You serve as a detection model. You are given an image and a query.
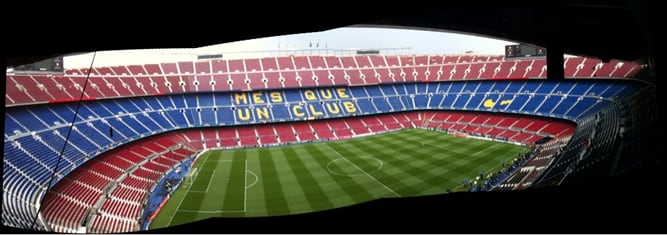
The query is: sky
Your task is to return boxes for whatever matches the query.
[63,26,517,68]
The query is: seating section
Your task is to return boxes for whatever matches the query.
[493,138,569,191]
[6,55,642,106]
[2,79,642,232]
[4,48,651,235]
[179,112,428,148]
[494,85,656,190]
[40,134,196,233]
[421,111,575,143]
[40,108,577,233]
[535,86,654,186]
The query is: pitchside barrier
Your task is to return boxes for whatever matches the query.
[141,157,195,230]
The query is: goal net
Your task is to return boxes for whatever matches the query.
[184,167,198,187]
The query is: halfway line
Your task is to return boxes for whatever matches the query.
[323,143,401,197]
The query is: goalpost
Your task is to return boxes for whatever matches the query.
[184,167,198,187]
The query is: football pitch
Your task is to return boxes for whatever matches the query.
[149,128,528,229]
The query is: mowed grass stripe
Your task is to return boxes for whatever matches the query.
[164,152,215,226]
[149,128,531,230]
[256,147,291,215]
[353,133,463,192]
[289,146,358,208]
[448,143,523,176]
[461,143,526,174]
[279,147,335,211]
[368,134,464,183]
[220,150,246,212]
[369,131,522,193]
[419,138,525,188]
[150,181,192,228]
[340,130,460,191]
[180,155,218,212]
[302,144,377,203]
[332,139,421,196]
[242,149,268,217]
[396,131,490,165]
[198,158,233,212]
[401,129,486,150]
[341,135,452,195]
[187,151,219,192]
[323,142,401,198]
[268,148,312,214]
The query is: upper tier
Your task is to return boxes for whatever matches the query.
[5,54,642,107]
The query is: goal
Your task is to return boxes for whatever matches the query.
[183,167,198,187]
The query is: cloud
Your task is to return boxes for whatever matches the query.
[63,27,515,68]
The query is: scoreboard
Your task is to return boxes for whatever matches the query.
[505,44,546,58]
[13,56,64,73]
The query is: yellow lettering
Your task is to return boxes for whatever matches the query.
[319,89,333,99]
[483,99,496,108]
[292,105,305,117]
[256,107,269,120]
[270,92,283,103]
[237,108,251,120]
[343,101,356,113]
[337,88,350,98]
[304,90,317,101]
[309,104,323,116]
[234,93,248,105]
[325,103,340,114]
[253,92,265,104]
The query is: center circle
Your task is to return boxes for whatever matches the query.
[326,157,383,177]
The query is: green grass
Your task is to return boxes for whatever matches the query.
[149,128,528,229]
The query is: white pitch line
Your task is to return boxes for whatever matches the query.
[323,144,401,197]
[375,157,384,171]
[422,141,471,156]
[167,194,187,226]
[471,144,501,156]
[178,209,245,213]
[326,157,383,177]
[167,154,211,226]
[167,166,203,226]
[178,209,222,213]
[246,170,258,189]
[205,170,216,192]
[243,159,248,212]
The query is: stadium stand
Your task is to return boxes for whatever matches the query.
[3,53,650,232]
[5,55,641,107]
